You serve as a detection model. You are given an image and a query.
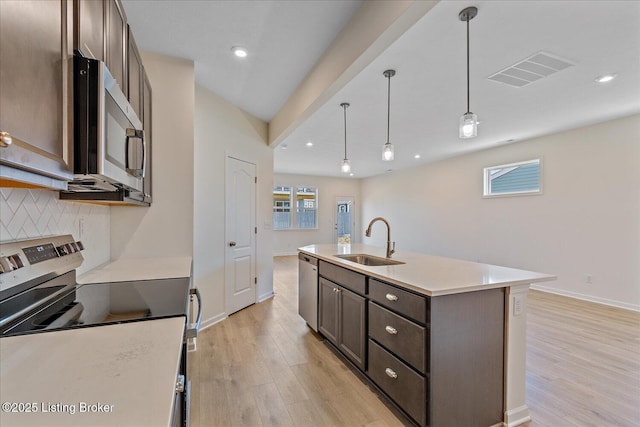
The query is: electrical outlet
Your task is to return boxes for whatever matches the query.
[78,217,85,240]
[586,274,593,284]
[513,295,523,316]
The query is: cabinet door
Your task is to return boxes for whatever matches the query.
[338,286,366,371]
[142,71,152,202]
[75,0,104,60]
[106,0,126,91]
[318,278,339,345]
[0,0,73,183]
[127,26,142,119]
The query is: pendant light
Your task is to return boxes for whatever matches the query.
[340,102,351,173]
[459,6,478,139]
[382,69,396,161]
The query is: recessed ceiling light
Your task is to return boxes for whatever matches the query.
[306,141,313,147]
[595,74,616,83]
[280,144,288,150]
[414,154,421,159]
[231,46,247,58]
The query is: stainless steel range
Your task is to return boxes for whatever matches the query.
[0,235,200,427]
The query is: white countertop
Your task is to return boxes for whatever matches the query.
[77,257,192,284]
[299,244,555,296]
[0,317,185,427]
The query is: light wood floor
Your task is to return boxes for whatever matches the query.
[189,256,640,427]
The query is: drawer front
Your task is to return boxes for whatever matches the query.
[369,302,428,374]
[319,260,366,295]
[368,340,427,426]
[369,278,427,324]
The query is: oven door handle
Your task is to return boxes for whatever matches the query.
[186,287,201,339]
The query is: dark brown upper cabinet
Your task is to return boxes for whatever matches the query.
[106,0,127,93]
[0,0,74,189]
[142,71,152,203]
[127,26,143,120]
[74,0,105,61]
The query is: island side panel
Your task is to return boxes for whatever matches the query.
[430,288,505,427]
[504,284,532,426]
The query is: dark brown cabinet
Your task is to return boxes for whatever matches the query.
[318,278,339,344]
[74,0,104,60]
[127,26,143,119]
[106,0,126,92]
[337,285,366,370]
[141,71,152,202]
[0,0,73,189]
[318,272,366,371]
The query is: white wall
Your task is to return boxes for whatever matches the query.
[273,173,361,255]
[110,52,194,260]
[0,188,110,275]
[194,85,274,326]
[362,115,640,311]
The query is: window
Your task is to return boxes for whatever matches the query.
[484,159,541,197]
[273,186,318,229]
[296,187,317,229]
[273,187,291,229]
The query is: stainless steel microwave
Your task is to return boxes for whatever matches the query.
[70,55,145,194]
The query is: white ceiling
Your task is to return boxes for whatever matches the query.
[121,0,362,122]
[123,0,640,179]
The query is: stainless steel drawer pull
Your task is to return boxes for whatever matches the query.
[385,293,398,301]
[0,131,12,147]
[175,374,185,393]
[385,368,398,379]
[385,325,398,335]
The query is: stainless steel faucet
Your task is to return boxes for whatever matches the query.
[365,217,395,258]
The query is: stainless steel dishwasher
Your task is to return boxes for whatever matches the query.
[298,252,318,331]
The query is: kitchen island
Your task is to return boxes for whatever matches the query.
[299,243,555,427]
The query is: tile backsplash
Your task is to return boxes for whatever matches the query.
[0,188,110,274]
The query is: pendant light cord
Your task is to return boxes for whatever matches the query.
[387,73,391,144]
[343,104,348,160]
[466,16,470,114]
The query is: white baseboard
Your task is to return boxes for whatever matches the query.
[258,291,275,302]
[200,312,227,331]
[504,405,531,427]
[531,285,640,312]
[273,250,298,257]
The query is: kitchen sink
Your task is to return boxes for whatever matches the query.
[335,254,405,266]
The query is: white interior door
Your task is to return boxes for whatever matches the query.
[334,196,355,244]
[225,156,256,315]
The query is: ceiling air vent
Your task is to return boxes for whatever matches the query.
[488,51,575,87]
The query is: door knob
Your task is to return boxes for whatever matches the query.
[229,241,236,247]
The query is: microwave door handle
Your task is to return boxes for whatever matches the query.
[141,130,146,179]
[125,128,144,177]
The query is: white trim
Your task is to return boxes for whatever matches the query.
[504,405,532,427]
[257,290,275,302]
[274,250,298,257]
[200,312,227,331]
[531,285,640,312]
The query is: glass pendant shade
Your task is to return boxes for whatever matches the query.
[459,112,478,139]
[341,158,351,173]
[382,142,394,161]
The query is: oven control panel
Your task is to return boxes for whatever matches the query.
[0,235,84,294]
